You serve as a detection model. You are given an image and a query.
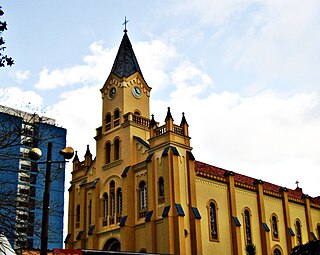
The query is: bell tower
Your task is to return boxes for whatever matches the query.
[95,29,152,174]
[100,30,151,124]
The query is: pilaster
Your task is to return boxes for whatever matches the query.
[224,171,242,255]
[280,188,294,251]
[254,180,271,255]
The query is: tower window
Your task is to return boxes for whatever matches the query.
[295,219,302,245]
[244,209,252,245]
[106,142,111,164]
[114,109,120,127]
[139,181,147,218]
[273,248,282,255]
[158,177,165,204]
[208,201,218,241]
[103,193,108,226]
[106,113,112,131]
[271,214,279,240]
[114,138,120,160]
[110,181,115,225]
[116,188,122,223]
[76,204,80,228]
[104,193,108,218]
[88,199,92,225]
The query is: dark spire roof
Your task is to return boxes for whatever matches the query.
[111,31,143,78]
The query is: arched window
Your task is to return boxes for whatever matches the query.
[114,138,120,160]
[76,204,80,228]
[110,181,115,225]
[209,201,218,241]
[272,214,279,240]
[106,142,111,164]
[139,181,147,218]
[273,248,282,255]
[106,113,112,131]
[296,219,302,245]
[158,177,164,204]
[244,209,252,245]
[103,193,108,218]
[103,193,108,226]
[116,188,122,222]
[88,199,92,225]
[317,224,320,239]
[114,109,120,127]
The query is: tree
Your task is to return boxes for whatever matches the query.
[245,244,256,255]
[0,106,66,250]
[0,5,14,67]
[290,240,320,255]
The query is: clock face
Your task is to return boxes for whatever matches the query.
[132,86,142,98]
[109,87,117,99]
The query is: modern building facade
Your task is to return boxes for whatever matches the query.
[66,30,320,255]
[0,105,67,250]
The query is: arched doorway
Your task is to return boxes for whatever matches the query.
[103,238,121,251]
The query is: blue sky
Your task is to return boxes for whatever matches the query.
[1,0,320,200]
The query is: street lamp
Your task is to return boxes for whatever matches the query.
[29,142,74,255]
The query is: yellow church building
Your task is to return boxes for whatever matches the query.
[65,29,320,255]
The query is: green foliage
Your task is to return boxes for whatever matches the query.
[291,240,320,255]
[245,244,256,255]
[0,6,14,67]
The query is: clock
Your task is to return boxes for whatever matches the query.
[109,87,117,99]
[132,86,142,98]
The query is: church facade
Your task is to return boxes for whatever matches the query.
[66,30,320,255]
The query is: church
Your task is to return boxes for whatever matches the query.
[65,29,320,255]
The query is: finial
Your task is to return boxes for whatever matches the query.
[180,112,188,126]
[149,114,157,128]
[295,180,299,188]
[72,151,79,162]
[122,16,129,33]
[165,107,173,121]
[85,144,92,156]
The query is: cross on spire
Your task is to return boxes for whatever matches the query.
[123,16,129,33]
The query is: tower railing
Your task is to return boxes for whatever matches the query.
[153,124,184,137]
[123,112,150,128]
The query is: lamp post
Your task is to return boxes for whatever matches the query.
[29,142,74,255]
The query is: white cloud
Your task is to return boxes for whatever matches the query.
[170,61,212,98]
[45,85,101,157]
[0,87,43,111]
[134,40,177,93]
[34,39,178,94]
[14,70,30,83]
[35,41,117,90]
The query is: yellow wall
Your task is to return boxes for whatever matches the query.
[196,178,232,255]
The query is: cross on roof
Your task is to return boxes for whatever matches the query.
[123,16,129,32]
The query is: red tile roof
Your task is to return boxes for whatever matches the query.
[195,161,319,204]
